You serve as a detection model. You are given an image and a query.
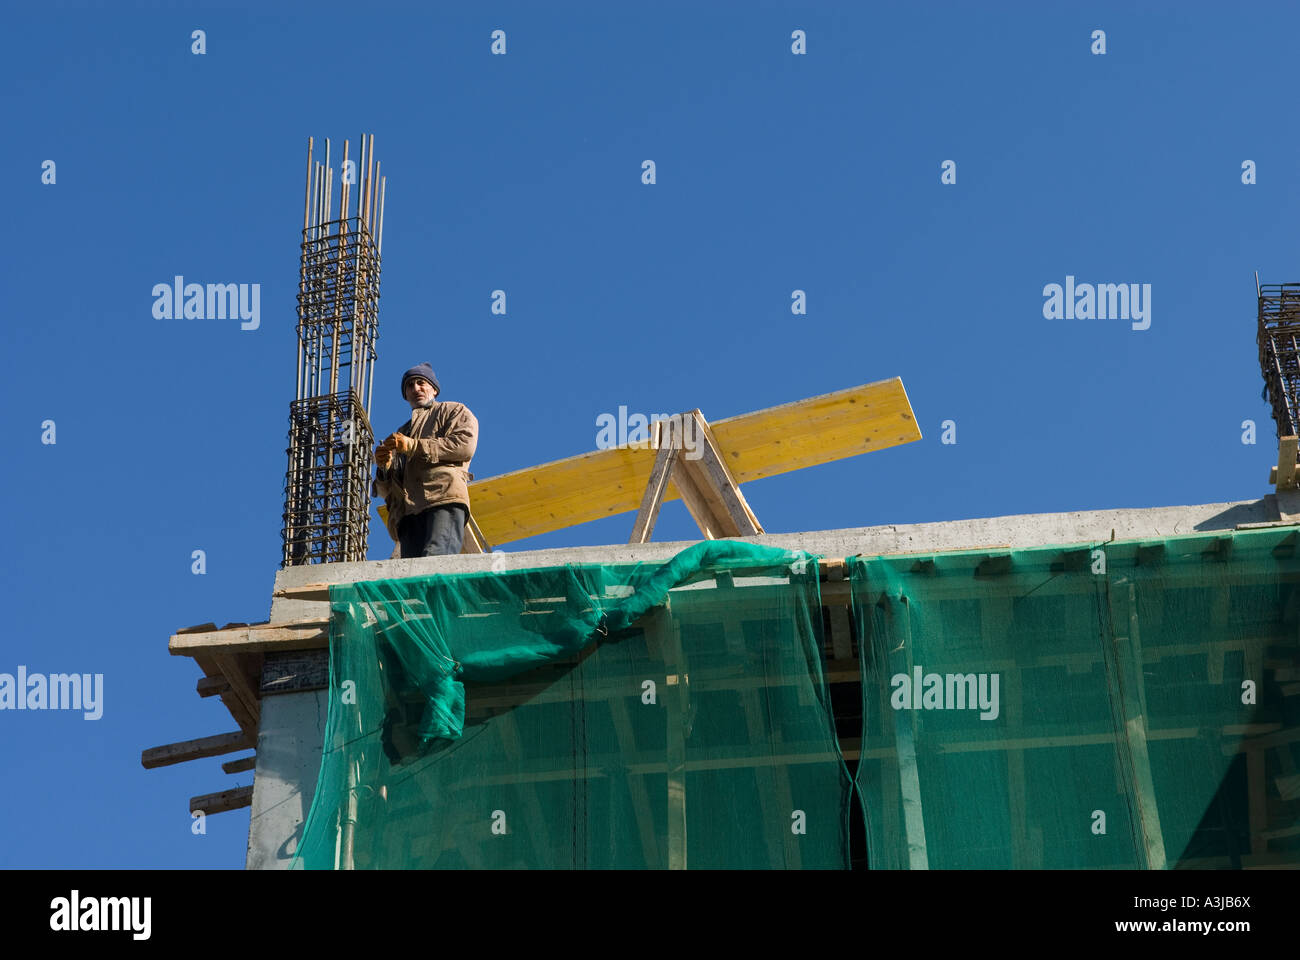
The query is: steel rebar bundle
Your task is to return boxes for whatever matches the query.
[1257,281,1300,443]
[282,135,387,566]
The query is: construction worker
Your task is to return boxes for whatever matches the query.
[373,362,479,557]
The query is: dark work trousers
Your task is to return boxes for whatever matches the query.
[398,504,468,558]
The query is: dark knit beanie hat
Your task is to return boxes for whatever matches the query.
[400,362,440,399]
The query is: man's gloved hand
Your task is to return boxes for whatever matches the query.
[389,433,417,455]
[374,440,395,468]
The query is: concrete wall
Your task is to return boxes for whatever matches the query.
[245,496,1282,867]
[245,689,328,870]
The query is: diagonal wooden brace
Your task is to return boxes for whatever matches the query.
[629,412,764,543]
[629,419,680,543]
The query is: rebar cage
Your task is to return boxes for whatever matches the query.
[1257,282,1300,441]
[283,393,375,565]
[281,135,386,567]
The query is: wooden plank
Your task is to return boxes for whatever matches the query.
[1006,749,1030,867]
[222,755,256,774]
[460,512,489,554]
[170,619,328,656]
[686,411,763,535]
[340,759,358,870]
[276,584,333,601]
[1278,436,1299,491]
[733,620,785,867]
[609,696,662,867]
[629,421,678,544]
[1002,665,1031,869]
[660,421,743,541]
[743,686,800,863]
[467,512,491,551]
[196,675,230,698]
[193,653,259,741]
[142,730,252,769]
[651,605,688,870]
[670,422,739,538]
[712,380,920,481]
[868,685,903,865]
[190,785,253,815]
[212,652,261,728]
[669,456,728,538]
[893,605,929,869]
[676,463,742,537]
[737,680,801,868]
[1110,581,1168,870]
[466,378,919,545]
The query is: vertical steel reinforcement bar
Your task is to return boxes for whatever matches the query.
[282,135,387,566]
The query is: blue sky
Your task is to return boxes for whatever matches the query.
[2,0,1296,868]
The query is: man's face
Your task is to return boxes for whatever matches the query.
[405,377,436,407]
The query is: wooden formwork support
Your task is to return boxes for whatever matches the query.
[470,378,920,547]
[196,675,230,698]
[170,619,328,656]
[460,512,491,554]
[222,756,256,775]
[629,411,763,544]
[1272,436,1300,490]
[211,652,263,730]
[644,603,689,870]
[629,423,679,544]
[891,600,929,870]
[142,731,252,770]
[608,696,663,868]
[1107,579,1168,870]
[190,785,253,816]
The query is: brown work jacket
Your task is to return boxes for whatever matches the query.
[373,400,478,542]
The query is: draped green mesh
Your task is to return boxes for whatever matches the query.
[291,541,853,869]
[290,528,1300,869]
[852,527,1300,869]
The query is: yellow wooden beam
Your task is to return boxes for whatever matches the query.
[468,378,919,546]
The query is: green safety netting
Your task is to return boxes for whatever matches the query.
[852,527,1300,869]
[291,528,1300,869]
[292,541,854,869]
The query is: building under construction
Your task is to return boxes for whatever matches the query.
[141,139,1300,869]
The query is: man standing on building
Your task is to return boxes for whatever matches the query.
[373,362,479,557]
